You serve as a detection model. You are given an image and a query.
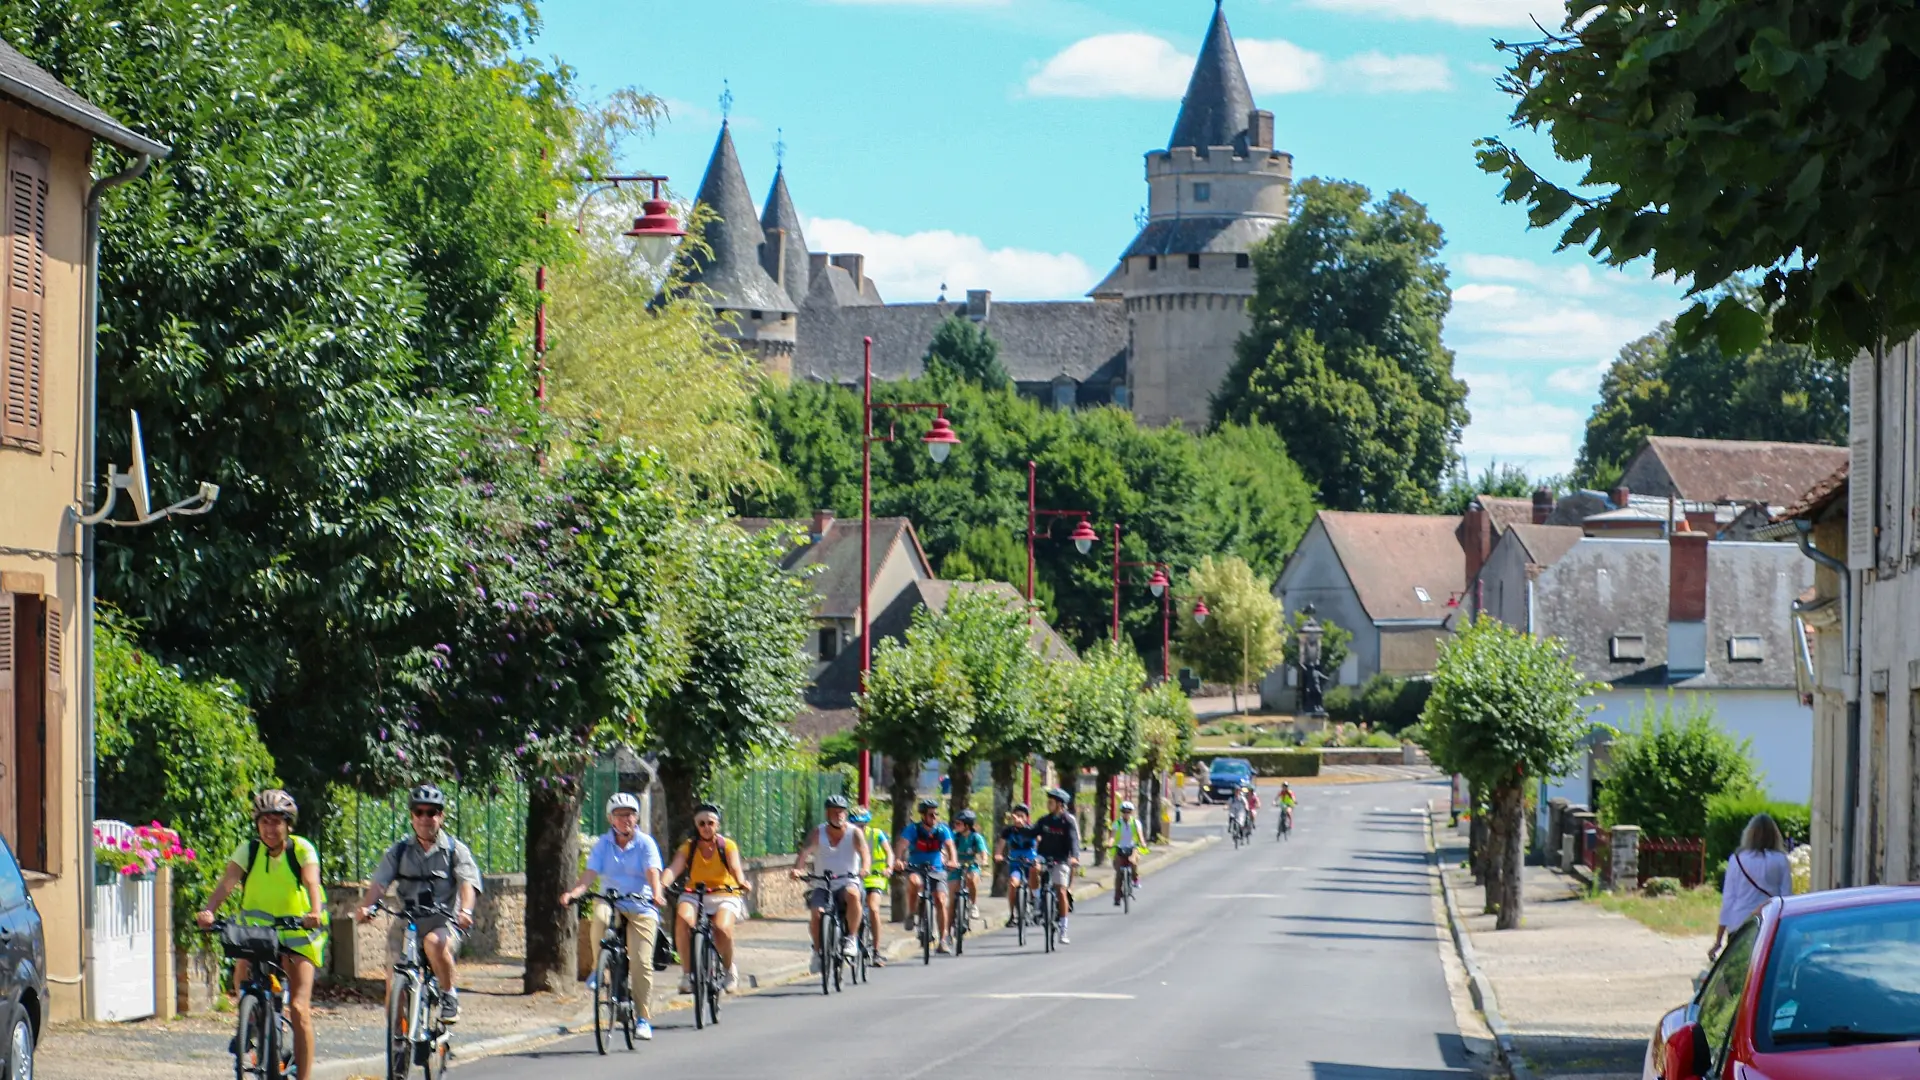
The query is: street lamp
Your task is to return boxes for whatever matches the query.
[859,336,959,804]
[1109,522,1174,680]
[1192,599,1211,625]
[1297,603,1327,718]
[1023,460,1098,803]
[1147,568,1169,597]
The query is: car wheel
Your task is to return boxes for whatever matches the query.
[7,1009,31,1080]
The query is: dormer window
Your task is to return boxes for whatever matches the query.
[1727,635,1764,662]
[1610,634,1646,663]
[1414,587,1431,604]
[1187,253,1201,269]
[1193,182,1212,202]
[1147,255,1158,271]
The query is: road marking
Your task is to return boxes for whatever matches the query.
[977,992,1135,1000]
[1204,893,1287,899]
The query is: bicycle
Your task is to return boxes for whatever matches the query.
[1112,850,1137,913]
[855,902,876,983]
[368,897,458,1080]
[800,872,861,994]
[1229,810,1252,848]
[680,884,738,1030]
[950,869,979,956]
[204,915,306,1080]
[902,866,946,964]
[1035,859,1062,954]
[1009,863,1042,948]
[1277,804,1293,841]
[571,890,644,1054]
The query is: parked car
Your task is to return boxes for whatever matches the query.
[1644,885,1920,1080]
[1203,758,1254,803]
[0,835,45,1079]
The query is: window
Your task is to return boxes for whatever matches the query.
[1755,899,1920,1052]
[1236,253,1251,269]
[817,627,839,661]
[1727,635,1765,662]
[1147,255,1158,272]
[1193,182,1211,202]
[1052,379,1075,410]
[2,137,50,450]
[1111,381,1129,408]
[749,310,763,321]
[1187,253,1201,270]
[1413,587,1431,604]
[1609,634,1646,662]
[1697,920,1759,1068]
[0,591,56,871]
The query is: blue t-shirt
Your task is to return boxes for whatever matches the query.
[586,830,662,914]
[901,822,953,870]
[1002,824,1040,864]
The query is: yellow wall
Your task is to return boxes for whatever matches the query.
[0,99,96,1021]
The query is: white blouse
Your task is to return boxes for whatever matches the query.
[1719,848,1792,929]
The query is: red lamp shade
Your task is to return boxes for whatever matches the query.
[1068,518,1099,555]
[1191,599,1211,625]
[923,415,961,463]
[625,198,687,266]
[1146,568,1170,596]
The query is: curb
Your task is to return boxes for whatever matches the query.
[1428,811,1536,1080]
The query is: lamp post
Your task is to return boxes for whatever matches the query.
[1108,522,1174,681]
[859,336,961,805]
[1023,460,1098,803]
[1297,603,1327,719]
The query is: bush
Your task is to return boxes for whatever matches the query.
[1705,792,1810,873]
[1187,749,1321,777]
[1599,694,1756,838]
[1642,876,1681,897]
[1324,686,1359,724]
[817,730,862,771]
[1323,677,1430,732]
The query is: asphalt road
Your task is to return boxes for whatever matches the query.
[458,777,1473,1080]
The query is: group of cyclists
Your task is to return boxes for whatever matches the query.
[1226,779,1297,840]
[199,777,1190,1072]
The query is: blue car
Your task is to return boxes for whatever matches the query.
[1204,758,1254,803]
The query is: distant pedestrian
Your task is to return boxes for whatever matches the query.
[1710,812,1792,960]
[939,773,952,796]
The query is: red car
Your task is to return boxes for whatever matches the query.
[1646,885,1920,1080]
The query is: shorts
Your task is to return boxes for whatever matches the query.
[807,883,862,910]
[904,866,947,888]
[1114,847,1139,865]
[677,893,747,921]
[387,919,463,965]
[1008,861,1037,886]
[1046,863,1073,889]
[863,880,888,896]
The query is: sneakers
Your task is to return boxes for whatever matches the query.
[904,913,918,933]
[440,991,461,1025]
[935,940,951,955]
[1004,915,1017,928]
[723,965,740,992]
[1058,930,1071,945]
[809,953,822,974]
[635,1019,653,1041]
[840,938,858,959]
[677,973,693,994]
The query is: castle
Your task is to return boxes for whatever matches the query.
[677,1,1292,429]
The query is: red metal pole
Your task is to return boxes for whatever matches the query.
[859,336,874,807]
[1111,522,1121,643]
[1162,586,1171,681]
[1027,460,1037,627]
[1023,762,1031,805]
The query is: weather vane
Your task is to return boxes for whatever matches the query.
[720,80,733,122]
[775,128,786,168]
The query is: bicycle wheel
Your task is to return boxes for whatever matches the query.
[1015,886,1027,947]
[619,949,636,1051]
[234,993,263,1080]
[819,914,834,996]
[592,948,615,1055]
[704,939,723,1026]
[383,978,414,1080]
[691,937,708,1031]
[1121,867,1131,914]
[1042,887,1056,954]
[953,889,968,956]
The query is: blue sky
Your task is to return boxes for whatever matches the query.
[534,0,1687,480]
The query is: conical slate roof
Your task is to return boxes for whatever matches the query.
[760,167,812,309]
[1167,1,1256,154]
[681,123,796,314]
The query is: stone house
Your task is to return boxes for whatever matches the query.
[0,40,167,1021]
[737,510,933,683]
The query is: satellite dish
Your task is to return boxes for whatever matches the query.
[126,410,153,522]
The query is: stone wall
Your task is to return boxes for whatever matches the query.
[464,873,525,959]
[741,854,807,919]
[321,871,527,982]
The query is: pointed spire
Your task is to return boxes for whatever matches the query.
[1167,1,1257,154]
[761,164,811,308]
[682,121,796,314]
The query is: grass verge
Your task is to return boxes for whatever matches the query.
[1588,885,1721,937]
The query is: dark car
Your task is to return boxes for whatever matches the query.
[0,834,45,1079]
[1203,758,1254,803]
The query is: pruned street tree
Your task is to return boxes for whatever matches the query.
[1138,681,1196,842]
[1051,641,1145,867]
[1176,555,1285,713]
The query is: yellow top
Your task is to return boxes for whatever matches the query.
[680,836,744,892]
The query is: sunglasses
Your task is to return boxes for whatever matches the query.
[411,807,443,818]
[696,819,719,828]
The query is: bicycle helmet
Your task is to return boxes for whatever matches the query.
[916,797,939,812]
[849,809,872,824]
[824,794,850,810]
[410,783,447,810]
[957,809,977,824]
[1046,788,1069,804]
[1011,803,1030,815]
[1119,800,1135,812]
[606,792,641,816]
[254,788,298,823]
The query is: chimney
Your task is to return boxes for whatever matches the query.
[1248,109,1275,150]
[1461,499,1492,601]
[830,253,865,291]
[1531,486,1555,525]
[811,509,835,544]
[1667,520,1709,676]
[1610,484,1630,509]
[809,251,830,279]
[967,289,992,322]
[761,227,787,286]
[1685,509,1717,535]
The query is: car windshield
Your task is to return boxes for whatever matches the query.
[1210,761,1251,779]
[1755,899,1920,1051]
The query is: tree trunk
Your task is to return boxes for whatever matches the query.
[1144,768,1163,843]
[1495,781,1527,930]
[1469,795,1489,884]
[1481,796,1506,917]
[949,755,974,823]
[990,758,1015,896]
[522,780,583,994]
[888,757,918,923]
[658,756,702,855]
[1092,768,1113,867]
[1231,686,1241,713]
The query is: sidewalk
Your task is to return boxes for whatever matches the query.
[1435,818,1709,1080]
[38,835,1214,1079]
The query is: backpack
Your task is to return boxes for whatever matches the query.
[244,836,305,887]
[908,823,945,855]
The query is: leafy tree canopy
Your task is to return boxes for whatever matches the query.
[1051,640,1144,772]
[1478,1,1920,353]
[1176,556,1284,706]
[1214,177,1467,512]
[1599,695,1758,838]
[924,315,1010,391]
[1437,461,1555,516]
[1420,615,1593,786]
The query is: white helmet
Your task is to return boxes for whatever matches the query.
[1120,800,1135,811]
[606,792,641,816]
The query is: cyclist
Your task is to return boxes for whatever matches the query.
[1278,782,1297,834]
[789,794,868,974]
[663,802,751,993]
[895,797,958,953]
[995,803,1041,927]
[560,792,664,1041]
[1244,781,1261,833]
[353,784,482,1024]
[197,789,326,1080]
[951,809,990,930]
[1110,799,1149,905]
[853,806,890,966]
[1226,784,1251,838]
[1033,788,1082,944]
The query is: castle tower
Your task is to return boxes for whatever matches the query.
[760,165,812,309]
[679,122,798,373]
[1092,0,1293,429]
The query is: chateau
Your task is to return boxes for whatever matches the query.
[677,1,1292,429]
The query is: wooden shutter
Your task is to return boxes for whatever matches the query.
[0,595,14,847]
[40,600,60,870]
[1,138,49,449]
[1849,347,1878,570]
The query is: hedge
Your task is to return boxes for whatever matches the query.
[1704,792,1810,878]
[1185,749,1322,778]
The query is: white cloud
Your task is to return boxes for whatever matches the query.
[1024,33,1194,99]
[1337,51,1453,93]
[1452,283,1522,307]
[1458,370,1585,470]
[1300,0,1568,28]
[1026,35,1445,99]
[1238,39,1329,95]
[1546,363,1607,395]
[804,216,1098,301]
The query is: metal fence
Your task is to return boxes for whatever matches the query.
[1639,836,1708,889]
[705,768,846,860]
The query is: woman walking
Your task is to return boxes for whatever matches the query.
[1709,812,1792,960]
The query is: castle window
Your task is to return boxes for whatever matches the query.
[1236,253,1251,269]
[1187,253,1201,270]
[1193,182,1211,203]
[1147,255,1158,272]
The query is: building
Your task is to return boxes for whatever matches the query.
[1264,511,1465,705]
[1617,435,1846,509]
[0,40,167,1021]
[676,2,1288,426]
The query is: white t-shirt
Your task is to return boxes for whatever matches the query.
[1719,848,1792,929]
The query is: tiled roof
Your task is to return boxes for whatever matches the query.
[1779,461,1849,520]
[759,168,811,309]
[0,39,166,156]
[736,516,929,618]
[1114,215,1281,261]
[1317,511,1464,622]
[1480,497,1536,535]
[796,299,1129,385]
[1628,436,1847,506]
[1167,2,1257,154]
[1507,523,1584,568]
[679,124,796,315]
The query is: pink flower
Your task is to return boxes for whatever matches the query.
[184,849,197,861]
[119,865,136,876]
[168,844,182,857]
[118,838,133,851]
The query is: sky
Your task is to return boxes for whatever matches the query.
[533,0,1689,481]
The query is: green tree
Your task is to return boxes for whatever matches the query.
[1176,556,1285,713]
[1137,682,1196,840]
[1050,640,1144,865]
[1194,422,1317,581]
[857,613,977,855]
[1477,1,1920,353]
[1214,178,1468,511]
[922,589,1043,823]
[941,527,1055,621]
[1437,462,1545,516]
[1421,616,1592,928]
[1599,695,1757,838]
[924,315,1010,391]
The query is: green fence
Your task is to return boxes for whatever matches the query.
[704,768,846,860]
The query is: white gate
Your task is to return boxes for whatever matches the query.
[91,819,157,1021]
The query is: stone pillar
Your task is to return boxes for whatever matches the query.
[1609,825,1641,891]
[1571,810,1599,871]
[153,865,177,1020]
[1547,798,1570,868]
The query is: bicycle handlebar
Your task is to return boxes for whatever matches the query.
[200,914,308,932]
[368,897,460,922]
[570,888,649,908]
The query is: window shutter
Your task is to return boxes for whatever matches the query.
[0,595,14,846]
[41,600,60,868]
[1,138,49,449]
[1849,348,1878,570]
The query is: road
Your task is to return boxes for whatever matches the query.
[458,777,1474,1080]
